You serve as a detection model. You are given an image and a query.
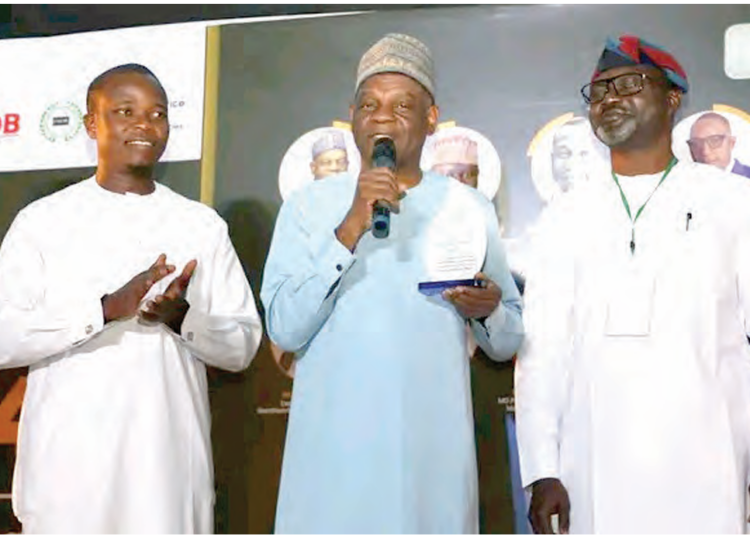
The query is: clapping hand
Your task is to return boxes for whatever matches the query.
[139,259,197,333]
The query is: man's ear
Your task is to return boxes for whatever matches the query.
[426,104,439,136]
[666,89,682,115]
[83,112,97,140]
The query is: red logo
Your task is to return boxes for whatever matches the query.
[0,113,20,135]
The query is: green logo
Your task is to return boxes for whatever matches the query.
[40,102,83,142]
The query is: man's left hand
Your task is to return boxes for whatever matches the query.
[443,272,501,319]
[139,259,197,334]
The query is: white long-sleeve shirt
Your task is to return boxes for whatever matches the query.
[516,160,750,533]
[0,177,262,533]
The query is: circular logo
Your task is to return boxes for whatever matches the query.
[40,101,83,142]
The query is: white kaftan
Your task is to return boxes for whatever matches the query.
[516,160,750,533]
[261,171,524,534]
[0,177,263,533]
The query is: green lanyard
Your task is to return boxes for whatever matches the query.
[611,157,677,255]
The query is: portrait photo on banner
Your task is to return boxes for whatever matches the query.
[672,106,750,178]
[420,123,503,203]
[528,113,609,210]
[503,113,609,280]
[277,124,361,201]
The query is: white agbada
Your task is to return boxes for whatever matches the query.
[0,177,263,533]
[261,171,524,534]
[516,159,750,533]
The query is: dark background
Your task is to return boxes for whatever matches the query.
[0,5,433,38]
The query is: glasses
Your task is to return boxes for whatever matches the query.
[686,134,729,150]
[581,72,654,104]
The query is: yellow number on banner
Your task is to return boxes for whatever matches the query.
[0,377,26,445]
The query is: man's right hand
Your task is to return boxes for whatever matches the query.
[101,254,176,323]
[529,477,571,534]
[335,167,402,251]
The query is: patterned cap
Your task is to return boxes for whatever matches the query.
[592,34,688,93]
[312,129,347,158]
[356,33,435,99]
[432,134,479,166]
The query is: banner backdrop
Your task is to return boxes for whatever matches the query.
[0,23,207,172]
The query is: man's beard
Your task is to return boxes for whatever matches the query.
[595,116,638,147]
[126,164,155,178]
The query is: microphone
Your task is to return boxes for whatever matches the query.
[371,137,396,239]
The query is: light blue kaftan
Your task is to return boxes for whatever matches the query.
[261,171,523,533]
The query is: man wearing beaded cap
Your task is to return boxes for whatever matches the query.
[515,34,750,533]
[262,33,523,533]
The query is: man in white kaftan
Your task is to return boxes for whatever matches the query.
[0,64,262,533]
[515,35,750,534]
[261,34,523,533]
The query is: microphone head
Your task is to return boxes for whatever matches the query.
[372,137,397,171]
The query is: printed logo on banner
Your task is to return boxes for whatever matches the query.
[0,113,21,137]
[40,101,83,142]
[169,99,186,130]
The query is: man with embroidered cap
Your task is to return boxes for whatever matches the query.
[688,111,750,178]
[262,33,523,533]
[515,34,750,533]
[310,128,350,180]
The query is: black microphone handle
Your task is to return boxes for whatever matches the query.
[372,202,390,239]
[371,138,396,239]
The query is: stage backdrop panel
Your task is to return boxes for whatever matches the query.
[215,4,750,238]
